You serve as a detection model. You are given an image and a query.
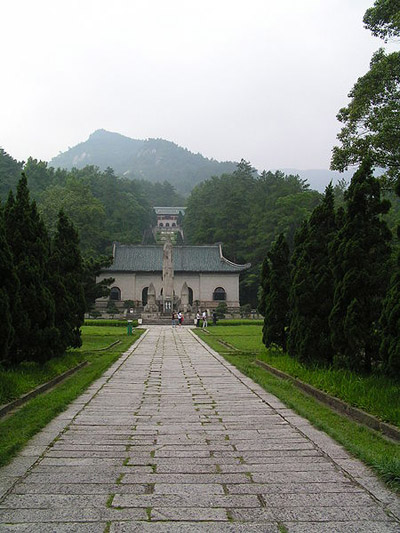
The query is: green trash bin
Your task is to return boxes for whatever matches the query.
[127,320,133,336]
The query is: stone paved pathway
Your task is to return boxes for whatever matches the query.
[0,326,399,532]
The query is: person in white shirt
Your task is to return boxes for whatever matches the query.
[202,310,208,328]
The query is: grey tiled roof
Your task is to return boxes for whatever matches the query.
[107,244,250,273]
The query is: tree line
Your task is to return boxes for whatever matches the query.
[0,175,112,366]
[259,159,399,375]
[0,150,185,257]
[183,160,338,306]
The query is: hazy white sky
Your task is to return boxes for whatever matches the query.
[1,0,386,172]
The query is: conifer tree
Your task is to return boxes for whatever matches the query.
[0,203,18,362]
[287,220,311,359]
[379,176,400,376]
[262,234,290,351]
[379,246,400,375]
[258,256,270,317]
[288,185,337,364]
[4,174,58,363]
[49,210,86,352]
[329,159,392,372]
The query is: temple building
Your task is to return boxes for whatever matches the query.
[154,206,185,229]
[96,240,250,316]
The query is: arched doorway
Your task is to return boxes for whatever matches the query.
[142,287,148,306]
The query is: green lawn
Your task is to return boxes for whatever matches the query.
[200,325,400,427]
[195,326,400,492]
[0,325,143,467]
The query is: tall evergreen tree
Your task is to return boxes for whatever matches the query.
[379,245,400,375]
[82,256,114,314]
[4,174,58,363]
[288,184,337,364]
[257,256,270,317]
[262,234,290,351]
[379,176,400,376]
[329,159,392,372]
[49,210,86,352]
[0,203,19,362]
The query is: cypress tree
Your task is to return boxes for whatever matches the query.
[288,185,337,364]
[329,159,392,372]
[0,203,18,363]
[379,174,400,376]
[287,220,311,360]
[258,256,270,317]
[4,174,58,363]
[49,210,86,352]
[379,246,400,375]
[262,234,290,351]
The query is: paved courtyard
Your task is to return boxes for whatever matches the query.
[0,326,399,532]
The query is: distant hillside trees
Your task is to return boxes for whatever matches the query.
[0,151,185,257]
[183,160,321,305]
[49,129,237,196]
[0,149,23,199]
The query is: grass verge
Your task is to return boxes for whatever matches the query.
[201,325,400,427]
[0,327,143,467]
[195,329,400,493]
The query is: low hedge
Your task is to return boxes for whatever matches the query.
[84,319,138,327]
[214,319,264,326]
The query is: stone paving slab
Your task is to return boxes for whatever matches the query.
[0,326,399,532]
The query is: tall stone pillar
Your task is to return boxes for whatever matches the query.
[181,282,189,313]
[162,239,174,312]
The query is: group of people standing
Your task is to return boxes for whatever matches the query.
[171,310,208,328]
[171,311,184,327]
[196,310,208,328]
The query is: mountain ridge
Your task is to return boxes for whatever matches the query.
[50,129,354,194]
[50,129,237,195]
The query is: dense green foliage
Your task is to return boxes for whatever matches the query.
[262,158,397,377]
[262,234,290,351]
[331,1,400,184]
[288,185,337,364]
[0,175,108,366]
[0,151,187,258]
[329,159,392,372]
[184,160,321,305]
[379,250,400,374]
[49,211,86,351]
[363,0,400,41]
[0,205,17,362]
[0,149,23,199]
[4,175,58,364]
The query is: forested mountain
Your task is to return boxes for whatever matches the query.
[50,130,237,196]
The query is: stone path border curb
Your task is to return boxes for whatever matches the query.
[94,339,121,351]
[0,361,89,419]
[255,359,400,442]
